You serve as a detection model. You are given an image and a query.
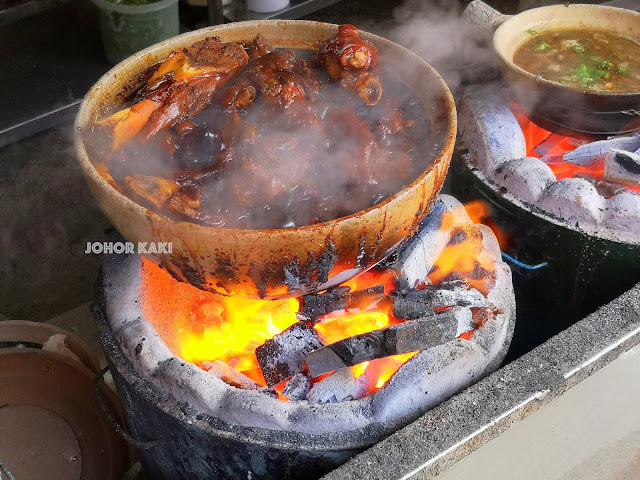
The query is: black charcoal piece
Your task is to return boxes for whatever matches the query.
[391,280,486,319]
[347,284,386,311]
[256,322,324,386]
[603,148,640,187]
[298,285,386,322]
[297,286,351,322]
[563,135,640,166]
[305,307,473,378]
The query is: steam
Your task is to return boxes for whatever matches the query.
[387,0,500,95]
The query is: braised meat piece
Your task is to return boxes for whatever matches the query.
[338,70,383,106]
[247,48,320,108]
[324,106,377,182]
[125,174,180,210]
[138,38,249,141]
[230,131,313,208]
[264,99,324,131]
[247,34,275,60]
[93,38,249,156]
[218,78,257,112]
[173,124,222,170]
[324,107,413,190]
[371,100,417,154]
[313,25,383,105]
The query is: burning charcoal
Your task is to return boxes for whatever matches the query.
[297,285,386,323]
[347,284,386,312]
[458,85,526,173]
[305,306,473,378]
[563,134,640,166]
[574,173,627,198]
[255,322,324,386]
[297,286,351,322]
[604,191,640,232]
[493,157,555,204]
[391,281,486,320]
[306,368,357,404]
[202,360,261,390]
[536,178,605,226]
[283,372,313,401]
[603,149,640,187]
[535,134,585,159]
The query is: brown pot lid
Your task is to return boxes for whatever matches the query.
[0,349,132,480]
[0,404,83,480]
[0,320,100,373]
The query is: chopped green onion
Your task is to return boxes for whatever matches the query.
[618,65,631,76]
[527,29,539,36]
[536,41,553,52]
[591,56,612,70]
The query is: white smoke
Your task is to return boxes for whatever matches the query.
[387,0,500,95]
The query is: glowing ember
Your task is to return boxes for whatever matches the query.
[428,219,495,295]
[511,102,640,194]
[464,200,512,250]
[139,211,496,400]
[140,259,299,384]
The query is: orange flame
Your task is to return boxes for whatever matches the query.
[428,215,496,295]
[511,102,640,194]
[463,200,511,250]
[139,208,497,399]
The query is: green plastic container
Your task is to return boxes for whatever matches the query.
[92,0,180,64]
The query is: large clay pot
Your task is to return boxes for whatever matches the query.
[75,20,456,298]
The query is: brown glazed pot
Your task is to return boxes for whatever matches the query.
[75,20,456,298]
[491,3,640,135]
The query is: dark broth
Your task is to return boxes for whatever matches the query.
[513,29,640,92]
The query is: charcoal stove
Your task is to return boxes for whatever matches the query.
[94,195,516,480]
[451,82,640,360]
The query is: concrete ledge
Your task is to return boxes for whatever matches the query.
[322,283,640,480]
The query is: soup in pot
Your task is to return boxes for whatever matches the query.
[513,29,640,92]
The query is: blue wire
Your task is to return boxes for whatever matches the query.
[501,252,548,270]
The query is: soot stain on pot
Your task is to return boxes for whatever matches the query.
[212,256,236,281]
[282,258,309,294]
[249,261,270,299]
[315,237,338,284]
[158,259,188,286]
[356,232,368,268]
[171,253,206,291]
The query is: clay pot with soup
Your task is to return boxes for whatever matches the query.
[75,21,456,299]
[465,1,640,135]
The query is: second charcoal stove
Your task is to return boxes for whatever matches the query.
[452,83,640,359]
